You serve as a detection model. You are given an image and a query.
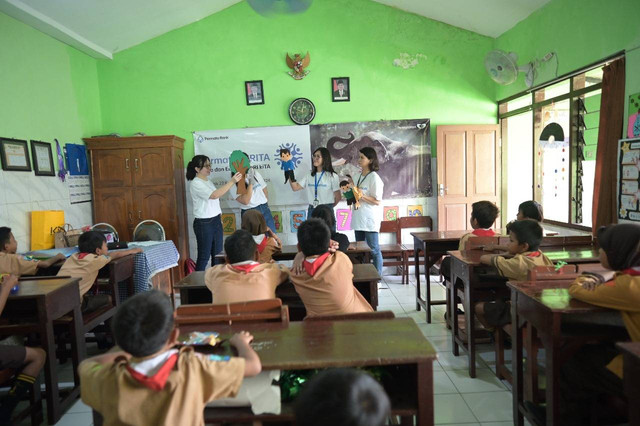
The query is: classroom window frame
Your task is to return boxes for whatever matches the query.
[497,52,623,230]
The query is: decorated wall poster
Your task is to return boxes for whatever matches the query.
[310,119,432,198]
[627,92,640,139]
[335,209,352,231]
[383,206,399,221]
[407,205,423,216]
[221,213,236,235]
[271,211,284,233]
[618,139,640,221]
[290,210,306,231]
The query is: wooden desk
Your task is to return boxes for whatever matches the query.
[509,280,625,426]
[0,278,85,424]
[175,264,381,320]
[99,254,134,303]
[215,242,372,264]
[617,342,640,425]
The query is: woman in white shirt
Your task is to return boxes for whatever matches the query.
[290,147,341,219]
[186,155,241,271]
[228,163,277,233]
[351,147,384,274]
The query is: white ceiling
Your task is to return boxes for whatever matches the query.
[0,0,551,59]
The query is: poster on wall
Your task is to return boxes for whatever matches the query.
[627,92,640,139]
[221,213,236,235]
[272,211,284,233]
[65,144,91,204]
[290,210,306,231]
[336,209,352,231]
[193,126,312,207]
[618,138,640,222]
[383,206,399,221]
[407,205,423,216]
[310,119,432,198]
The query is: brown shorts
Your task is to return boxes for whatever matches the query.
[483,299,511,327]
[0,345,26,369]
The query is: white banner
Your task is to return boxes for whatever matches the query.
[193,126,312,207]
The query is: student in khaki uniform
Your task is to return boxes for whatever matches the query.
[79,290,261,426]
[57,231,142,312]
[205,229,289,304]
[0,227,65,275]
[290,219,373,318]
[240,210,281,264]
[476,219,552,332]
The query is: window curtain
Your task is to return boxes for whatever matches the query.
[592,57,625,233]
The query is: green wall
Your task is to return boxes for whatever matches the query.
[494,0,640,114]
[96,0,497,162]
[0,12,102,153]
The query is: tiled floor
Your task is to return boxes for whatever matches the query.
[31,272,520,425]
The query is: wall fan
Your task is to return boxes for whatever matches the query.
[485,49,556,88]
[247,0,313,16]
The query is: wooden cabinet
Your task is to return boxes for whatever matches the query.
[85,136,188,281]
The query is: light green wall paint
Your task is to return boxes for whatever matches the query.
[96,0,496,162]
[494,0,640,113]
[0,12,102,155]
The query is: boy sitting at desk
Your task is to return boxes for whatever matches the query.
[476,219,552,332]
[56,230,142,312]
[79,290,261,426]
[0,227,65,275]
[205,229,289,304]
[0,275,46,423]
[290,219,373,317]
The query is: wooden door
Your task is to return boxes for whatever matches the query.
[90,149,132,188]
[94,188,134,240]
[437,125,500,231]
[134,187,177,243]
[132,148,173,186]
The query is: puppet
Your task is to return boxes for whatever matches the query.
[279,148,296,184]
[340,177,362,210]
[229,150,251,195]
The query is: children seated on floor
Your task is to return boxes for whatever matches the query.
[475,219,553,333]
[310,205,350,253]
[241,210,282,263]
[0,274,46,422]
[294,368,390,426]
[0,227,65,275]
[79,290,261,426]
[290,219,373,317]
[205,229,289,304]
[56,230,142,313]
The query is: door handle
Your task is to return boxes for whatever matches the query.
[134,158,139,171]
[439,184,447,196]
[125,158,130,170]
[128,211,133,223]
[138,211,142,220]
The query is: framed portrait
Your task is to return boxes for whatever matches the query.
[245,80,264,105]
[331,77,350,102]
[30,140,55,176]
[0,138,31,172]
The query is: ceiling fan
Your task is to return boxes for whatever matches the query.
[247,0,313,16]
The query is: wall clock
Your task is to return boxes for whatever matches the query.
[288,98,316,125]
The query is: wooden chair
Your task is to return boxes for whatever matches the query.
[0,368,43,426]
[175,299,289,327]
[304,310,395,321]
[379,220,406,283]
[398,216,433,284]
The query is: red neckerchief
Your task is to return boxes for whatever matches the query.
[256,236,269,254]
[472,229,495,237]
[526,251,541,257]
[303,252,331,276]
[230,263,260,274]
[78,253,92,260]
[125,353,178,391]
[622,267,640,276]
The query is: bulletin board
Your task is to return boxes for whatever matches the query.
[618,138,640,221]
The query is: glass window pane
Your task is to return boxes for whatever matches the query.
[574,89,600,227]
[535,80,570,102]
[574,67,604,90]
[502,112,534,222]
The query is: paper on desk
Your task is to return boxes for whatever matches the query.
[207,369,281,414]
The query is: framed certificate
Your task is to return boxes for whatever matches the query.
[0,138,31,172]
[30,140,55,176]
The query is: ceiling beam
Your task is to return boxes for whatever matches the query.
[0,0,112,59]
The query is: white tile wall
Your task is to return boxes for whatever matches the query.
[0,170,93,252]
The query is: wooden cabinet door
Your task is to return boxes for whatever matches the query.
[94,188,134,241]
[134,187,177,243]
[132,148,173,186]
[90,149,132,188]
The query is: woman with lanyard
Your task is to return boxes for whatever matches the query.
[351,147,384,275]
[186,155,242,271]
[290,147,341,219]
[228,156,277,232]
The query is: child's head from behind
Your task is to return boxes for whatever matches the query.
[470,201,499,229]
[241,210,268,236]
[597,224,640,271]
[224,230,257,264]
[507,219,543,255]
[310,205,336,231]
[112,290,175,358]
[294,368,390,426]
[78,231,107,255]
[517,200,543,222]
[0,227,17,253]
[297,219,330,257]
